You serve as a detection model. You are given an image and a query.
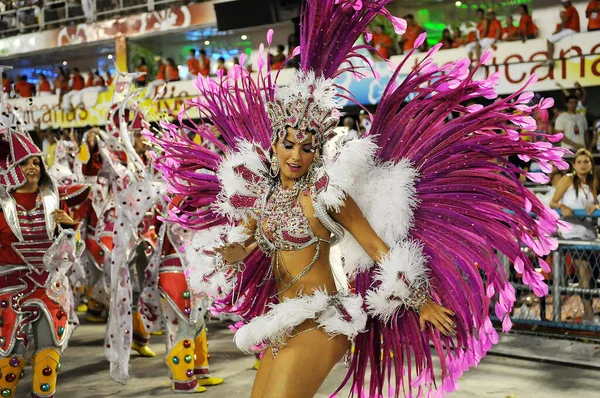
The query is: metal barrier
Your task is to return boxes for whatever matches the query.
[506,216,600,334]
[0,0,201,37]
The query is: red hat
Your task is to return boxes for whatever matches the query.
[0,130,43,189]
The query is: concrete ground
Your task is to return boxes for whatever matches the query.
[14,320,600,398]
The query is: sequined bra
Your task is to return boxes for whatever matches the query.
[254,183,321,254]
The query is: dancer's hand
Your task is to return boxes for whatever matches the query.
[52,209,76,226]
[419,298,456,336]
[215,242,257,264]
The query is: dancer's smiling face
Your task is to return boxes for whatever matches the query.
[272,127,317,187]
[19,156,42,187]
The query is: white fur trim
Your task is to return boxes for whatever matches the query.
[315,137,377,212]
[274,71,340,116]
[332,157,420,276]
[365,240,430,322]
[184,224,248,297]
[233,290,367,352]
[213,140,268,220]
[317,293,367,337]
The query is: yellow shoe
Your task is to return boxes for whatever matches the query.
[76,303,88,313]
[196,376,224,387]
[253,359,260,370]
[32,348,60,397]
[167,339,205,393]
[85,314,107,323]
[131,342,156,357]
[0,355,25,398]
[151,331,164,336]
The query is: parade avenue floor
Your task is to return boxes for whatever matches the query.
[16,320,600,397]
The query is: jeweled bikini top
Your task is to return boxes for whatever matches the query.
[255,182,320,254]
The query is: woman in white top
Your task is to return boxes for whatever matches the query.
[550,148,599,322]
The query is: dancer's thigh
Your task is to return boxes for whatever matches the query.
[250,347,275,398]
[260,329,350,398]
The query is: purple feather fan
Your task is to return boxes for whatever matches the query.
[300,0,405,79]
[333,40,569,397]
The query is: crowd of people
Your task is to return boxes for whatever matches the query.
[368,1,600,63]
[0,0,195,35]
[2,66,113,104]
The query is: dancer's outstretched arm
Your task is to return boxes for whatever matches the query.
[332,196,456,336]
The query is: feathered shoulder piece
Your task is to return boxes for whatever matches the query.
[213,141,271,220]
[314,137,378,212]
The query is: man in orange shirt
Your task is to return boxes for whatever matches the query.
[398,16,422,55]
[502,15,520,41]
[466,8,489,61]
[187,49,200,78]
[85,68,95,88]
[71,68,85,91]
[370,24,393,59]
[468,9,501,62]
[145,57,168,99]
[518,5,538,40]
[452,27,466,48]
[199,49,211,77]
[14,75,33,98]
[36,73,53,96]
[586,0,600,31]
[546,1,581,66]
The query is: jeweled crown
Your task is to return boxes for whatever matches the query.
[266,71,340,147]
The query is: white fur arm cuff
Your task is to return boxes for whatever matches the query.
[365,240,431,322]
[184,224,248,298]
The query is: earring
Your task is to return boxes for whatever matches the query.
[270,154,280,178]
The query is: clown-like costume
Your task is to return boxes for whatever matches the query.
[0,129,84,398]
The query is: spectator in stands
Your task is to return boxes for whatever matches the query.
[166,58,180,82]
[359,112,372,133]
[44,130,59,167]
[70,68,85,91]
[466,8,489,61]
[199,49,211,77]
[145,57,166,99]
[586,0,600,31]
[54,67,64,95]
[367,24,393,59]
[398,16,422,55]
[95,70,106,87]
[2,72,11,94]
[216,57,228,75]
[187,48,200,78]
[105,69,113,86]
[136,57,149,87]
[14,75,33,98]
[36,73,53,96]
[503,15,520,41]
[518,5,539,40]
[555,95,588,151]
[85,68,103,87]
[475,9,501,61]
[557,81,588,115]
[546,1,581,66]
[550,148,599,323]
[452,27,466,48]
[344,117,358,139]
[439,28,453,49]
[271,45,286,70]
